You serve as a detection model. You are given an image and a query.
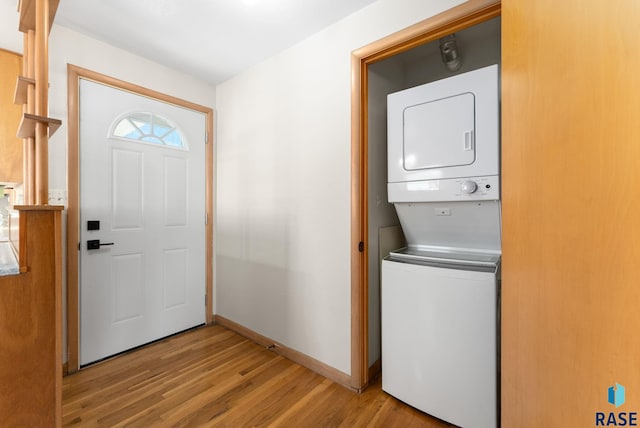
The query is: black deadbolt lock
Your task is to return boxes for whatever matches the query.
[87,220,100,231]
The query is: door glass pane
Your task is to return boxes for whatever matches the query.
[111,112,188,150]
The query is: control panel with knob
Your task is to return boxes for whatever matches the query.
[388,175,500,202]
[461,180,478,194]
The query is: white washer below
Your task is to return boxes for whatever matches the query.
[381,250,499,428]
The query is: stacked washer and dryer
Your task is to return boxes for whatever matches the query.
[381,64,500,428]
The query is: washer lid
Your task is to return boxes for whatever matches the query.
[388,246,500,268]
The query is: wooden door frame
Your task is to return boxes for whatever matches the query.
[349,0,501,390]
[66,64,215,373]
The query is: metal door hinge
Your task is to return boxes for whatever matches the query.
[205,131,209,144]
[358,241,364,252]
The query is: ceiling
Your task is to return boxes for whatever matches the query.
[53,0,378,86]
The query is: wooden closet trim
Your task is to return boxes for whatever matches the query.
[66,65,215,373]
[349,0,501,390]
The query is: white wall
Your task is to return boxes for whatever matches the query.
[215,0,465,375]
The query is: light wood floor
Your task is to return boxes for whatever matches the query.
[63,325,452,427]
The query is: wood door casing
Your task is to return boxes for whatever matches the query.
[350,0,501,390]
[501,0,640,425]
[66,65,215,374]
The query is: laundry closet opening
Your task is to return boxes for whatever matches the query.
[365,16,501,373]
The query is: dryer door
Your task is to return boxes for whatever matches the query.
[403,92,475,171]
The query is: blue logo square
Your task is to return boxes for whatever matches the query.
[608,383,626,408]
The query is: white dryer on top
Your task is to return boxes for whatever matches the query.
[387,64,500,203]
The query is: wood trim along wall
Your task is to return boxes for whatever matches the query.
[214,315,352,390]
[65,64,215,374]
[66,65,79,372]
[349,0,501,390]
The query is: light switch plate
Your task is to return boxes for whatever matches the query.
[48,189,67,205]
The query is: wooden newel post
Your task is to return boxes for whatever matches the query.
[34,0,50,205]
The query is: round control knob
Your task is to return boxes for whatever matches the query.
[461,180,478,194]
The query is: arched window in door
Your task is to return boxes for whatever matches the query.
[110,112,187,150]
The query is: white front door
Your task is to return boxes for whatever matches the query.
[79,79,206,365]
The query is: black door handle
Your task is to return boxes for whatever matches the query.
[87,239,115,250]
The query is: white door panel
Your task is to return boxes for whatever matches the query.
[79,79,206,365]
